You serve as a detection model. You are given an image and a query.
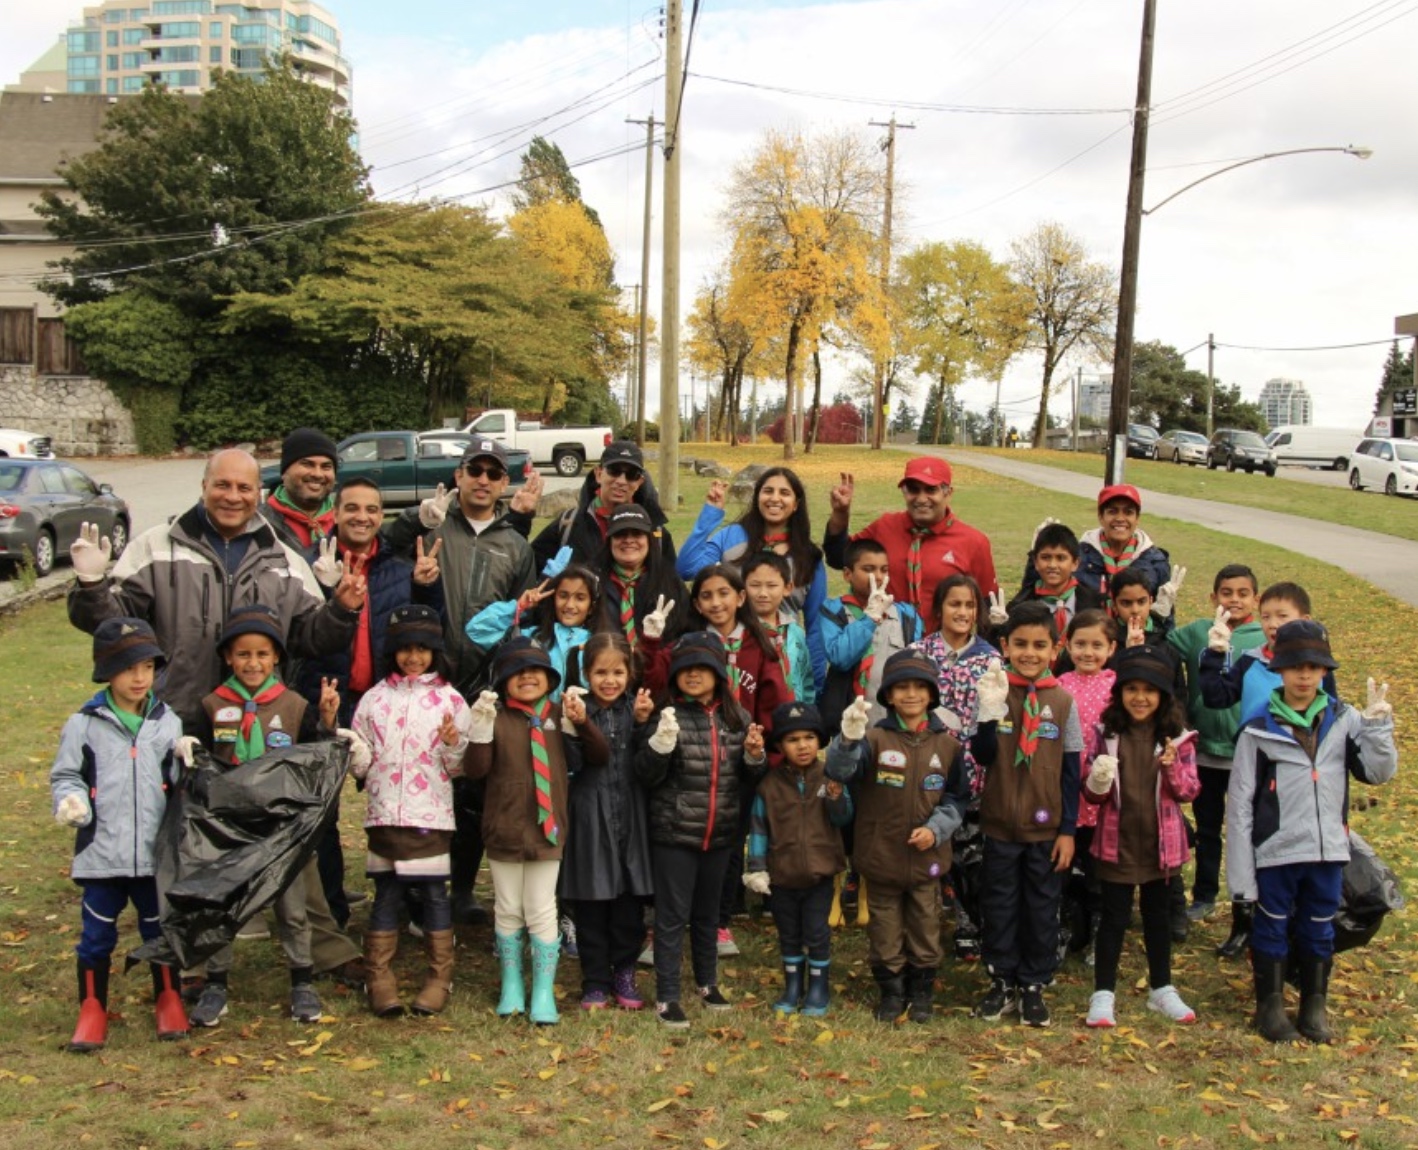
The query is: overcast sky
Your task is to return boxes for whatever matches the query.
[8,0,1417,428]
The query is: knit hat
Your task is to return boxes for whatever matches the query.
[280,427,339,475]
[899,456,952,488]
[217,604,287,660]
[606,503,655,537]
[1268,619,1338,671]
[1098,483,1142,511]
[92,617,166,683]
[668,630,729,682]
[770,701,825,746]
[1113,645,1178,696]
[492,636,561,693]
[386,604,444,652]
[600,440,645,473]
[876,650,942,707]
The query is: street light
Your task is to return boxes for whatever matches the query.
[1143,145,1373,216]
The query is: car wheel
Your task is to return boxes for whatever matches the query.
[1264,465,1276,478]
[109,517,129,559]
[1207,457,1217,470]
[1349,469,1363,491]
[553,449,583,477]
[31,528,55,577]
[1172,451,1181,465]
[1333,457,1347,472]
[1226,457,1236,472]
[1385,474,1398,496]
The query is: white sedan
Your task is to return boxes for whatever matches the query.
[1348,438,1418,497]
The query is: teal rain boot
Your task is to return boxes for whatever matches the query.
[495,930,527,1017]
[529,935,561,1025]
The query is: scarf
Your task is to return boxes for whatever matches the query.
[104,690,149,737]
[768,621,793,685]
[590,494,612,537]
[905,516,954,614]
[271,487,336,544]
[1005,667,1059,768]
[212,674,286,762]
[610,564,642,647]
[841,596,874,698]
[1099,535,1139,586]
[894,711,929,734]
[506,696,559,845]
[721,624,745,700]
[761,531,789,549]
[1035,577,1078,635]
[1268,689,1328,730]
[1259,643,1274,662]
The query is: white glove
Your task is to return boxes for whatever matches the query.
[337,728,373,778]
[312,536,344,589]
[839,696,872,742]
[641,595,675,641]
[1031,517,1062,547]
[742,871,772,896]
[560,686,587,734]
[649,706,680,755]
[70,522,112,584]
[468,690,499,744]
[418,483,453,530]
[1363,678,1392,721]
[975,657,1009,724]
[1086,753,1118,795]
[1206,605,1231,653]
[863,574,893,624]
[986,589,1008,628]
[174,735,201,768]
[1154,565,1187,617]
[56,793,91,828]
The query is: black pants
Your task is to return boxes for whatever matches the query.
[316,808,349,929]
[369,874,451,934]
[769,877,834,963]
[1191,766,1229,905]
[718,784,755,927]
[572,894,647,994]
[979,837,1062,986]
[1094,877,1173,992]
[451,779,486,900]
[652,844,731,1003]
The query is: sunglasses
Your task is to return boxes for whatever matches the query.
[902,480,947,496]
[462,463,506,481]
[603,463,642,480]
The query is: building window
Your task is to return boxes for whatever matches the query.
[209,21,223,37]
[68,79,101,93]
[210,45,222,63]
[106,30,120,46]
[107,54,119,70]
[152,1,211,14]
[122,52,145,68]
[104,8,127,20]
[157,20,201,37]
[123,75,146,92]
[123,28,146,44]
[156,69,201,87]
[106,78,119,94]
[68,55,102,77]
[67,30,102,53]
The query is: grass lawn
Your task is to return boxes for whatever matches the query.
[1,444,1415,1149]
[961,447,1418,544]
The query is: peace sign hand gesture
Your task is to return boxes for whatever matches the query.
[412,536,443,586]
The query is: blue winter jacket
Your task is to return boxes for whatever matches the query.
[464,598,590,702]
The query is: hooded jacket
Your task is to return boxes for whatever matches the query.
[1168,615,1265,762]
[1085,729,1200,873]
[1075,526,1172,601]
[505,467,678,573]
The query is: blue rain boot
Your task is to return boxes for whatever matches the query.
[495,930,526,1017]
[773,958,804,1015]
[529,935,561,1025]
[801,959,831,1017]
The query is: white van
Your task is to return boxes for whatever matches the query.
[1264,426,1364,471]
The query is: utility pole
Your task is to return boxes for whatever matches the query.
[625,283,641,426]
[658,0,682,508]
[868,115,914,450]
[1104,0,1157,484]
[627,113,656,446]
[1205,331,1216,438]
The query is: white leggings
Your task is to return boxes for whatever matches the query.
[488,858,561,944]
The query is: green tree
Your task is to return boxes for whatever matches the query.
[512,136,602,230]
[1374,340,1414,414]
[1128,340,1210,431]
[1210,383,1268,433]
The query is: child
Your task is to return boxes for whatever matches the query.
[742,552,816,704]
[635,632,767,1029]
[1167,564,1265,953]
[1228,620,1396,1043]
[745,702,852,1016]
[683,563,792,730]
[971,602,1083,1028]
[560,633,657,1010]
[1110,567,1176,648]
[1006,522,1107,631]
[826,651,969,1023]
[50,618,189,1053]
[465,564,600,700]
[464,638,607,1025]
[347,605,469,1017]
[1082,646,1201,1029]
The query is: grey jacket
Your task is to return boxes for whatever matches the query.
[50,691,183,880]
[1227,700,1397,900]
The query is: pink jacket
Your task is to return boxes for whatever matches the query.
[1059,668,1115,830]
[1085,729,1200,873]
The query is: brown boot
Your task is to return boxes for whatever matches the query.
[364,930,404,1018]
[411,929,455,1015]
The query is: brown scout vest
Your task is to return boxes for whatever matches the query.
[853,725,961,889]
[201,685,310,767]
[979,682,1075,844]
[757,763,848,889]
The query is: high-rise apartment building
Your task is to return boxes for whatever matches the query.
[1258,378,1312,429]
[10,1,350,107]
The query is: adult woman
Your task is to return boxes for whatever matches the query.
[600,504,689,652]
[677,467,827,691]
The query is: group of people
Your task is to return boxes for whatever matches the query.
[49,430,1397,1053]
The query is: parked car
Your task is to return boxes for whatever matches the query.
[0,428,54,458]
[1125,423,1160,459]
[1207,428,1276,476]
[455,408,613,477]
[1154,429,1208,465]
[1348,437,1418,497]
[1265,425,1363,471]
[0,458,129,577]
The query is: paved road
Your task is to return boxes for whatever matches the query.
[914,447,1418,609]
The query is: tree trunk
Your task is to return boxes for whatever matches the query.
[805,349,824,453]
[783,319,801,460]
[1033,350,1057,448]
[728,360,743,446]
[933,375,946,445]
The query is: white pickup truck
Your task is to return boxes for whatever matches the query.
[455,409,614,476]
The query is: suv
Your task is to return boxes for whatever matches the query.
[1207,428,1276,476]
[1348,438,1418,497]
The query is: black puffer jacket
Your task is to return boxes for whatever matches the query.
[634,698,764,851]
[505,469,677,572]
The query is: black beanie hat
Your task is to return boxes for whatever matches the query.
[1113,645,1179,697]
[386,604,444,652]
[770,701,825,746]
[876,650,942,707]
[668,630,729,682]
[217,604,287,660]
[492,636,561,693]
[281,427,339,475]
[92,617,166,683]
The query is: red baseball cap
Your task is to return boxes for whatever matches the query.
[1097,484,1142,511]
[899,457,952,488]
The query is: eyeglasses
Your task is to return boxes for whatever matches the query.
[462,463,506,481]
[603,463,642,480]
[902,480,947,496]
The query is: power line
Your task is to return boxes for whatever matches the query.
[1216,338,1401,353]
[689,72,1129,114]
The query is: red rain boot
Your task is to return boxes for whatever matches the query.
[151,963,190,1041]
[68,958,110,1054]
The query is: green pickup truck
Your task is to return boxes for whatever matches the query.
[261,431,529,507]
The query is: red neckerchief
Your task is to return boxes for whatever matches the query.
[842,595,874,698]
[1034,577,1078,636]
[505,696,559,845]
[345,539,378,693]
[1005,668,1059,768]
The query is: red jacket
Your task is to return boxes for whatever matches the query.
[1086,730,1200,872]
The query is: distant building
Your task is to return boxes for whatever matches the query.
[1078,377,1112,423]
[1258,378,1312,429]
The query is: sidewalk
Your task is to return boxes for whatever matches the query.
[916,447,1418,609]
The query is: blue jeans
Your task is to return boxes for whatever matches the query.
[77,877,162,966]
[1252,862,1344,960]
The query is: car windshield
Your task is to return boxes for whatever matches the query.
[1232,432,1268,448]
[1396,443,1418,463]
[1131,425,1158,439]
[1173,432,1204,443]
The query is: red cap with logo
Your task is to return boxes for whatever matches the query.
[1097,483,1142,511]
[899,457,952,488]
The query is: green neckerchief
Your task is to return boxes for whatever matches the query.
[214,673,286,761]
[274,486,335,521]
[1268,689,1328,730]
[104,689,149,737]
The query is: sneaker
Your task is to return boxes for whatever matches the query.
[656,1000,689,1029]
[580,989,609,1011]
[1186,899,1216,924]
[1147,984,1197,1024]
[1085,990,1116,1029]
[561,915,579,959]
[716,928,739,957]
[972,978,1017,1021]
[1019,984,1051,1028]
[638,932,655,967]
[235,918,270,942]
[698,985,731,1010]
[954,933,982,962]
[290,983,323,1024]
[188,983,229,1028]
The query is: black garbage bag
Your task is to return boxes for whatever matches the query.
[1334,829,1406,953]
[129,741,349,971]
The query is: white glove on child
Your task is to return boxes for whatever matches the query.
[560,686,588,734]
[418,483,454,530]
[312,536,344,589]
[174,735,201,769]
[742,871,772,896]
[1205,605,1232,653]
[468,690,499,744]
[336,728,373,779]
[975,657,1009,723]
[1086,754,1118,795]
[70,522,112,584]
[986,589,1008,628]
[839,696,872,742]
[864,574,893,623]
[649,707,680,755]
[1363,677,1392,721]
[641,595,675,640]
[56,793,92,828]
[1154,564,1187,617]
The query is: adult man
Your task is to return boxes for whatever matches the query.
[822,456,998,632]
[261,428,340,549]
